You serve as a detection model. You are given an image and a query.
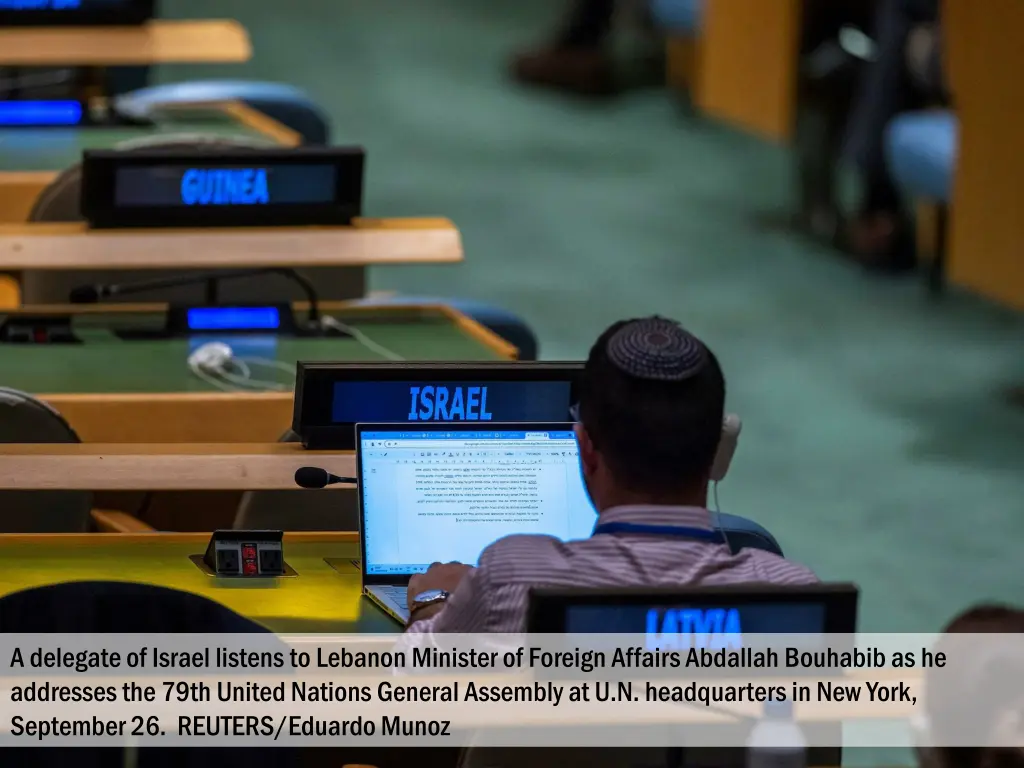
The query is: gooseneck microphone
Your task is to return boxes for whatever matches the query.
[294,467,357,489]
[69,267,322,326]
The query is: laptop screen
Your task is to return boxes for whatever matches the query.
[359,426,597,576]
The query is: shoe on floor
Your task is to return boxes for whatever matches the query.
[510,47,616,97]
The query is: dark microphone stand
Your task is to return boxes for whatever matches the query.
[69,267,322,328]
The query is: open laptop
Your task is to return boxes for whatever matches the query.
[356,422,597,623]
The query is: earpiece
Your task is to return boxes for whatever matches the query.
[187,341,294,392]
[188,341,235,374]
[710,413,742,483]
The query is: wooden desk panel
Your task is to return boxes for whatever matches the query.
[0,20,251,66]
[694,0,802,142]
[0,219,463,270]
[944,0,1024,309]
[0,442,353,491]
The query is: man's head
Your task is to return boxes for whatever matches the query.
[575,316,726,511]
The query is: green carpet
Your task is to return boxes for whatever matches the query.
[160,0,1024,635]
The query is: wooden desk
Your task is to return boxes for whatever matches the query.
[0,302,514,531]
[0,531,389,633]
[0,302,514,443]
[0,218,461,304]
[0,443,351,491]
[0,19,251,66]
[0,219,463,271]
[943,0,1024,310]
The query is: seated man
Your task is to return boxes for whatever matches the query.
[403,316,817,634]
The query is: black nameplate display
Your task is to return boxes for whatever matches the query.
[0,0,155,26]
[80,146,365,229]
[292,362,583,449]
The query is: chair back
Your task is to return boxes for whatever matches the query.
[0,387,91,532]
[234,430,358,531]
[713,511,783,556]
[0,580,271,632]
[0,274,19,308]
[0,581,298,767]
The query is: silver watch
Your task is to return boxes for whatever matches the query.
[411,589,450,612]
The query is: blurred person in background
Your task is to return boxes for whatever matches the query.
[923,605,1024,768]
[839,0,947,271]
[509,0,651,96]
[510,0,877,98]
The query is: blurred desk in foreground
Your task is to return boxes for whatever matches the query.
[0,20,251,66]
[944,0,1024,310]
[0,303,511,443]
[0,532,387,634]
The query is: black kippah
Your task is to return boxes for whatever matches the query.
[606,317,706,381]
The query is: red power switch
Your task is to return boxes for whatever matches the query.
[242,544,257,560]
[243,560,258,575]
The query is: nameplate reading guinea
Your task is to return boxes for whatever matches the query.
[80,146,365,229]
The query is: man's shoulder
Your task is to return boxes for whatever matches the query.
[744,548,820,585]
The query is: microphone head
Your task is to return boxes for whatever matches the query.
[68,285,102,304]
[294,467,330,489]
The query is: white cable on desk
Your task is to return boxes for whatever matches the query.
[320,316,405,361]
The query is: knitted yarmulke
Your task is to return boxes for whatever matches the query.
[606,317,706,381]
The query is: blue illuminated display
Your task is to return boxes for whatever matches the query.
[186,306,281,331]
[114,163,337,209]
[0,100,83,126]
[407,385,492,421]
[565,602,827,636]
[646,608,742,651]
[180,168,270,206]
[0,0,81,8]
[333,381,572,424]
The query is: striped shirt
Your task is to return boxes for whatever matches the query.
[404,505,818,636]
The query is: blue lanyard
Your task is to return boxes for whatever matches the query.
[592,521,726,545]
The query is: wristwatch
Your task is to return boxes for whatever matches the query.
[408,589,449,624]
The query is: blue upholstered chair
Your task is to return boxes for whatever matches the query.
[712,511,783,556]
[884,110,958,292]
[114,80,331,145]
[885,110,957,203]
[353,295,540,361]
[650,0,703,33]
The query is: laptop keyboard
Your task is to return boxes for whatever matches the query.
[377,586,407,604]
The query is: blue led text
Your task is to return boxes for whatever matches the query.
[645,608,742,651]
[0,0,81,8]
[180,168,270,206]
[408,386,493,421]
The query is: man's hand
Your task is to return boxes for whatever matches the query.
[407,562,473,608]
